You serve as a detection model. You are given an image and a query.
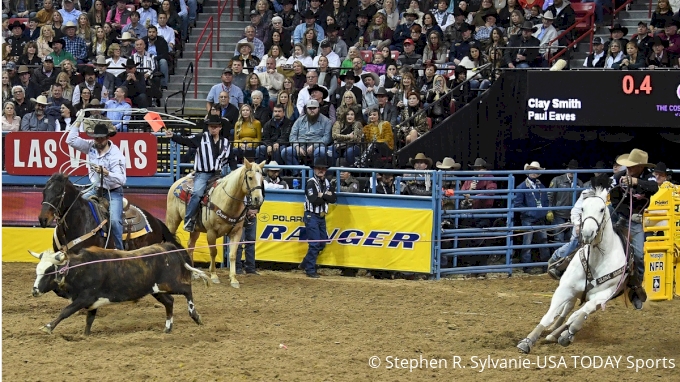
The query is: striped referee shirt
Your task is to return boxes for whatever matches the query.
[305,176,337,213]
[170,131,230,173]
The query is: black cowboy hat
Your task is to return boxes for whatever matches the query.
[594,160,607,169]
[337,158,355,168]
[519,20,537,32]
[609,23,628,36]
[80,65,96,76]
[325,23,341,33]
[653,162,670,174]
[564,159,579,169]
[206,114,223,126]
[470,158,489,169]
[307,84,329,100]
[458,22,472,32]
[357,9,372,19]
[664,18,680,28]
[483,11,499,22]
[9,20,25,31]
[301,9,318,19]
[49,38,66,47]
[124,57,139,68]
[649,35,669,48]
[340,72,360,82]
[87,123,116,138]
[310,156,330,169]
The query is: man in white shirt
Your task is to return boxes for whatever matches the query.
[257,57,284,100]
[312,40,341,68]
[155,13,175,52]
[138,0,158,28]
[296,71,328,114]
[532,11,558,61]
[58,0,82,25]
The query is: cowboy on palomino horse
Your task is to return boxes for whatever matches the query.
[165,114,265,287]
[547,149,657,310]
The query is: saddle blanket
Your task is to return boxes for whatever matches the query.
[172,174,221,206]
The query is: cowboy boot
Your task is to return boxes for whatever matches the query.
[627,272,647,310]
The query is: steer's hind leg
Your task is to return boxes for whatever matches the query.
[84,309,97,335]
[153,294,175,333]
[183,290,202,325]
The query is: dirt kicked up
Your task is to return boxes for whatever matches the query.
[3,262,679,381]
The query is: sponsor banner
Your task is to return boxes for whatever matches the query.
[255,201,434,273]
[4,132,158,176]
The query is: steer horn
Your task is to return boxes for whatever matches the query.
[28,250,43,260]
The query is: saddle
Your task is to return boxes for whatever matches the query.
[87,196,153,240]
[173,173,222,206]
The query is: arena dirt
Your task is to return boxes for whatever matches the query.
[3,262,679,382]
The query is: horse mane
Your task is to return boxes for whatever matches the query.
[590,173,612,192]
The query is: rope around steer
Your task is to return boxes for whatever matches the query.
[37,223,571,278]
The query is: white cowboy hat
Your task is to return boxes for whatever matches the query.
[616,149,653,167]
[117,32,136,41]
[61,21,77,32]
[436,157,462,170]
[409,153,433,167]
[361,72,380,85]
[30,95,51,106]
[267,161,281,171]
[542,10,554,20]
[524,161,544,171]
[94,55,109,66]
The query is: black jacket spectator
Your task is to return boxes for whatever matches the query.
[253,103,272,124]
[504,34,540,66]
[143,35,170,62]
[261,116,293,146]
[32,66,62,94]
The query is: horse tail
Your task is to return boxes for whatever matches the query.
[160,221,183,249]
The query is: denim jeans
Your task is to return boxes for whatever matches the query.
[469,79,491,90]
[550,227,579,262]
[186,171,213,222]
[255,144,284,164]
[582,0,611,23]
[515,62,531,69]
[327,144,359,165]
[159,58,169,87]
[520,218,550,265]
[612,213,645,281]
[281,145,328,173]
[552,215,570,243]
[83,187,124,250]
[237,219,257,273]
[300,212,327,274]
[187,0,197,23]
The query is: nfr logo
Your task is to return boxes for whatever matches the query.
[260,225,422,249]
[649,261,664,272]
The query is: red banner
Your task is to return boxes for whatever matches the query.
[4,132,158,176]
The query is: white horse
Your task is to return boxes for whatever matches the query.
[166,160,265,288]
[517,183,628,353]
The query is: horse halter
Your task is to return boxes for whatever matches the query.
[242,167,264,207]
[41,189,68,223]
[580,195,608,244]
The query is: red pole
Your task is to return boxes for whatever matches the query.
[217,0,221,48]
[210,31,213,67]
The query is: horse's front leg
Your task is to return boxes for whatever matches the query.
[545,297,577,342]
[517,286,576,354]
[557,289,614,347]
[206,230,220,284]
[186,230,200,264]
[228,227,243,288]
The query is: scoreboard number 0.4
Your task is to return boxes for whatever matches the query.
[622,74,652,95]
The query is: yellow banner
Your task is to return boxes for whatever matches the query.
[1,227,224,263]
[255,201,434,273]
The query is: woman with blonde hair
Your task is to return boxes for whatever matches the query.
[332,108,363,165]
[393,72,417,109]
[366,13,394,51]
[336,90,364,125]
[257,45,287,69]
[255,0,273,25]
[362,106,394,154]
[285,43,313,67]
[379,0,400,30]
[60,60,82,86]
[77,13,94,48]
[2,72,11,101]
[424,74,451,125]
[106,43,126,76]
[49,11,64,37]
[277,90,299,121]
[55,71,74,102]
[2,101,21,132]
[281,78,299,106]
[36,25,55,60]
[90,26,108,59]
[233,103,262,160]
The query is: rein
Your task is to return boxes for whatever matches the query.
[209,167,264,228]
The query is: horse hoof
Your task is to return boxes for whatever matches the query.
[230,282,240,289]
[40,325,53,334]
[211,277,221,284]
[545,334,557,343]
[517,339,532,354]
[558,331,573,347]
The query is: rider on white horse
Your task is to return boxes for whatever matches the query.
[609,149,658,310]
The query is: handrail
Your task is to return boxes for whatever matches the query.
[164,62,194,115]
[194,16,214,98]
[548,8,595,63]
[648,0,654,19]
[217,0,230,48]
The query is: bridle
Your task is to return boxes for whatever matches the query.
[580,194,608,246]
[222,166,264,207]
[42,183,82,227]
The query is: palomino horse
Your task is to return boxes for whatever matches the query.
[517,180,628,353]
[166,159,265,287]
[39,173,170,253]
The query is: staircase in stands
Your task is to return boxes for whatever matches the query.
[157,2,248,116]
[571,0,658,66]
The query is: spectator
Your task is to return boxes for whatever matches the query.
[533,10,558,62]
[313,39,341,68]
[248,10,269,45]
[296,70,325,114]
[215,91,240,137]
[2,101,21,131]
[233,103,262,160]
[47,82,72,109]
[277,90,299,121]
[36,0,56,27]
[630,22,652,58]
[444,8,469,46]
[16,65,41,100]
[333,73,363,109]
[21,95,56,131]
[105,86,132,132]
[376,87,398,126]
[300,27,319,58]
[137,0,158,29]
[88,0,108,28]
[35,25,55,60]
[23,18,41,41]
[235,41,260,74]
[475,11,501,43]
[279,0,301,34]
[7,20,28,60]
[2,72,11,101]
[49,11,65,40]
[398,91,428,144]
[614,41,647,69]
[76,14,94,47]
[115,58,149,108]
[257,56,285,101]
[652,162,673,186]
[90,26,108,59]
[659,19,680,59]
[106,43,127,77]
[12,85,34,118]
[294,10,325,44]
[506,9,525,39]
[236,25,266,59]
[331,108,362,165]
[527,4,542,25]
[18,41,41,66]
[283,99,332,174]
[393,71,418,110]
[604,23,629,52]
[376,165,397,194]
[417,63,437,95]
[425,74,452,125]
[143,25,170,90]
[258,45,288,70]
[107,0,132,32]
[361,72,380,117]
[449,65,472,109]
[473,0,497,26]
[514,160,550,274]
[362,106,394,166]
[546,0,575,35]
[231,60,248,90]
[316,55,338,95]
[547,159,582,243]
[392,8,420,52]
[266,18,292,56]
[647,36,672,68]
[155,12,176,53]
[59,0,82,26]
[423,30,449,66]
[329,0,349,30]
[159,1,182,34]
[263,161,290,189]
[583,36,606,67]
[75,87,91,112]
[504,21,540,68]
[604,39,624,68]
[206,67,245,111]
[251,90,272,124]
[55,102,78,131]
[62,21,88,64]
[257,104,293,163]
[409,24,428,55]
[56,71,74,102]
[650,0,674,35]
[73,65,106,105]
[122,11,148,39]
[282,77,299,105]
[403,153,433,196]
[332,158,361,192]
[344,9,371,49]
[33,56,61,95]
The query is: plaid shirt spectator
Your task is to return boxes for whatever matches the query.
[64,35,88,60]
[475,25,502,42]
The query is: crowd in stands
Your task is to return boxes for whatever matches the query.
[1,0,198,126]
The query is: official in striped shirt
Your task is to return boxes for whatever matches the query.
[299,156,336,278]
[165,114,231,232]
